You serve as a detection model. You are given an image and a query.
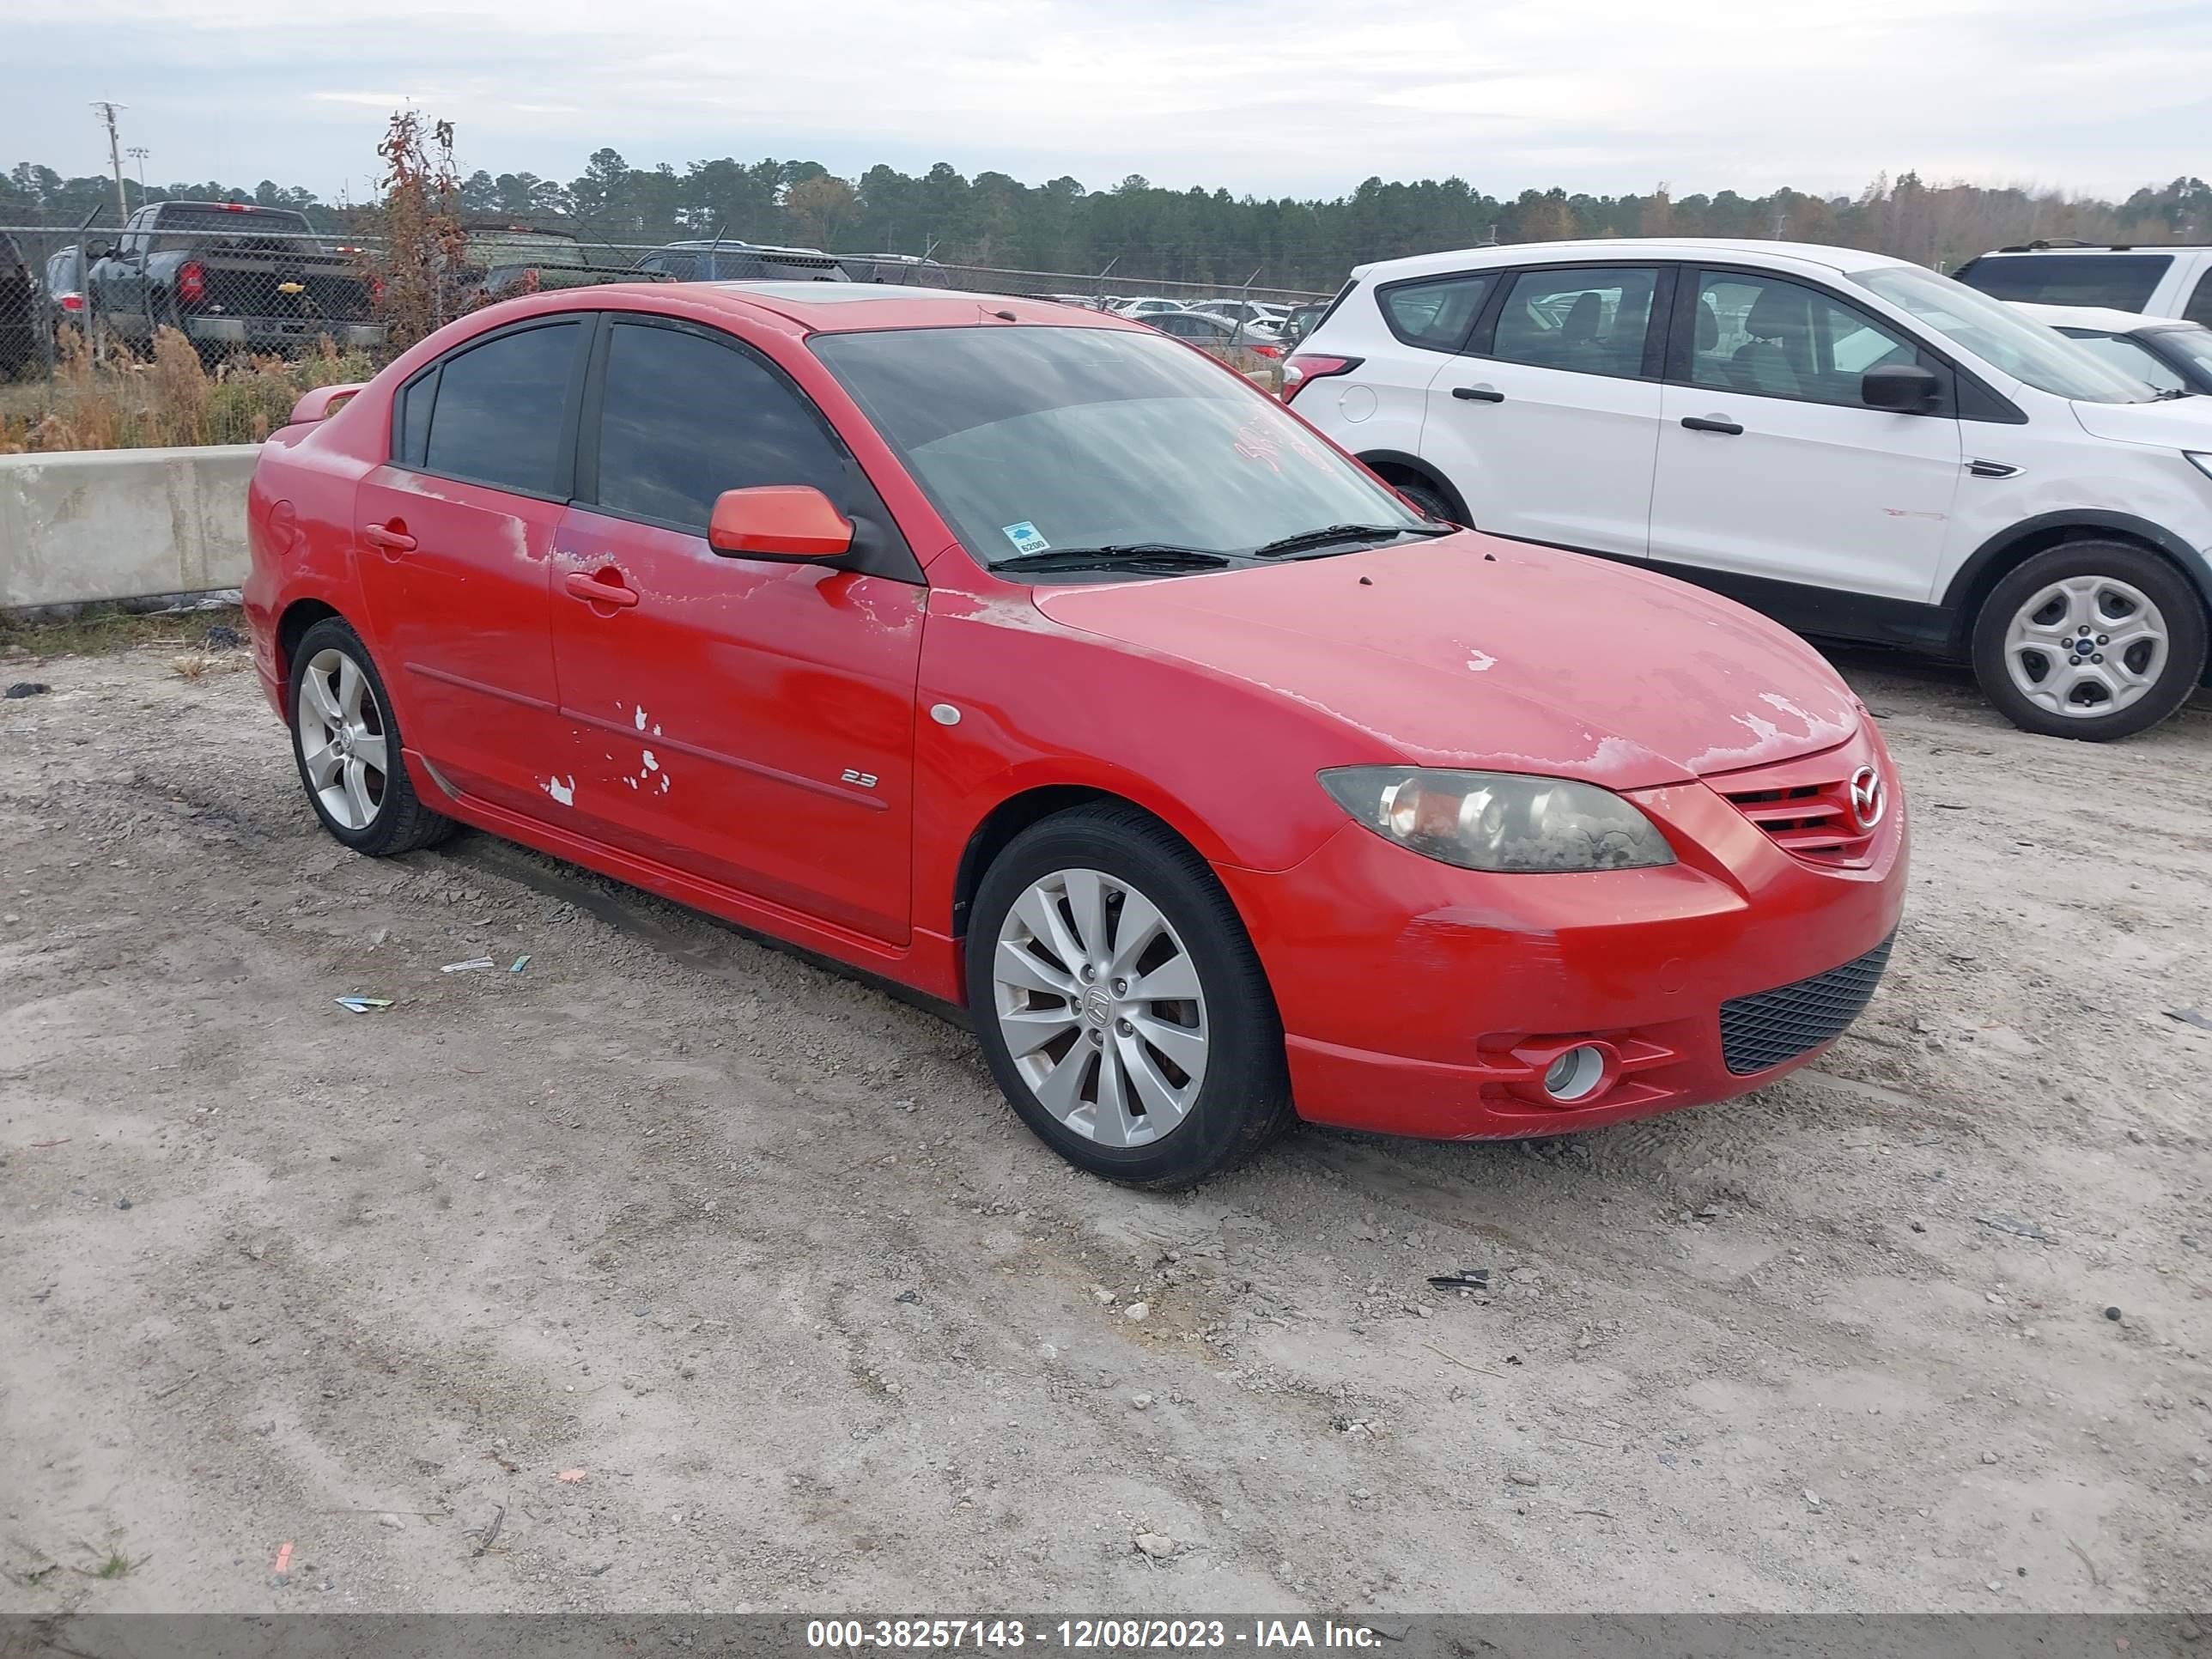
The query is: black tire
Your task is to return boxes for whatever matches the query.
[1971,538,2207,740]
[1393,477,1461,526]
[287,617,458,856]
[965,802,1294,1188]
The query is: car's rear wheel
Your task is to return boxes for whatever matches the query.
[966,804,1293,1187]
[288,617,457,855]
[1971,539,2206,740]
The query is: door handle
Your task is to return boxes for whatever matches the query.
[1680,416,1743,434]
[1452,386,1505,403]
[362,522,416,552]
[564,569,639,608]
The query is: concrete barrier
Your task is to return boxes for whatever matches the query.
[0,444,258,610]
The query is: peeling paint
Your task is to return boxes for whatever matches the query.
[634,707,648,732]
[641,750,659,772]
[659,775,671,793]
[652,724,662,737]
[1465,650,1495,672]
[543,775,575,806]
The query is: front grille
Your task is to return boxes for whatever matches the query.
[1707,738,1889,869]
[1719,934,1895,1075]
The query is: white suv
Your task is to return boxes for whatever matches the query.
[1954,241,2212,325]
[1287,238,2212,738]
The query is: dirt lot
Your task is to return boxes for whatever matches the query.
[1,636,2207,1615]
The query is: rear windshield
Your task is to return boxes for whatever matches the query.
[1953,252,2172,311]
[155,206,315,236]
[812,325,1420,571]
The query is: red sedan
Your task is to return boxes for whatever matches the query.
[245,283,1907,1186]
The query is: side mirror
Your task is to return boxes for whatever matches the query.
[707,485,854,562]
[1862,362,1941,411]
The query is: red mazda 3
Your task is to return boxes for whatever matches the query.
[245,283,1907,1185]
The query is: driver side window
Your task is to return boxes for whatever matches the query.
[1686,270,1923,408]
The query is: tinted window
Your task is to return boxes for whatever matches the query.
[2185,271,2212,330]
[1953,252,2172,310]
[396,368,436,466]
[422,321,581,494]
[1687,270,1919,406]
[813,325,1422,573]
[1489,266,1657,378]
[1380,273,1491,351]
[2059,330,2189,393]
[593,321,848,530]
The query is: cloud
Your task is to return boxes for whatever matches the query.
[12,0,2209,202]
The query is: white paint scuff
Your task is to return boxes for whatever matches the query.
[543,775,575,806]
[634,707,648,732]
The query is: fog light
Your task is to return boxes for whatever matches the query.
[1542,1045,1607,1103]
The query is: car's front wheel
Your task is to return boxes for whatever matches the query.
[1971,539,2207,740]
[288,617,457,855]
[966,804,1293,1187]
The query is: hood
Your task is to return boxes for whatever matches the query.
[2071,395,2212,448]
[1033,535,1861,789]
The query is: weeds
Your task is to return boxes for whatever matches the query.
[0,603,246,661]
[0,331,374,454]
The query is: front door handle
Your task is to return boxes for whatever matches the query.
[1680,416,1744,434]
[1452,386,1505,403]
[362,522,416,552]
[564,569,639,609]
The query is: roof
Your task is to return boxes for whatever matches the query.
[1978,242,2211,255]
[480,281,1138,336]
[2008,301,2196,334]
[1351,237,1911,281]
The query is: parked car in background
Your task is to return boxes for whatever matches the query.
[1142,308,1285,355]
[244,282,1905,1185]
[458,223,621,304]
[1954,241,2212,325]
[629,240,850,283]
[1278,301,1327,347]
[2006,302,2212,397]
[1189,298,1290,329]
[849,252,951,286]
[1113,296,1187,318]
[41,244,88,339]
[83,201,385,364]
[1290,237,2212,739]
[0,231,35,376]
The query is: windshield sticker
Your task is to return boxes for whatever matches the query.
[1002,521,1050,554]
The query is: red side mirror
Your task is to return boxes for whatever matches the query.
[707,486,854,562]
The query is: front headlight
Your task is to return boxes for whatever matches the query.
[2185,452,2212,481]
[1319,767,1676,873]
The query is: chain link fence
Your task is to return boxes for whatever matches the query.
[1,217,1327,449]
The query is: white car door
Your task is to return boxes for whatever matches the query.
[1647,268,1960,604]
[1418,263,1667,557]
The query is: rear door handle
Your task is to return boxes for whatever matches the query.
[362,522,416,551]
[564,570,639,609]
[1680,416,1743,434]
[1452,386,1505,403]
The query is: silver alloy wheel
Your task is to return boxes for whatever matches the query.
[991,866,1209,1147]
[2003,574,2171,719]
[295,646,389,830]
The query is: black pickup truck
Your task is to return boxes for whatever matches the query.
[84,202,385,362]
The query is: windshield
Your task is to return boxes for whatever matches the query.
[812,325,1425,572]
[1852,264,2159,403]
[2150,325,2212,382]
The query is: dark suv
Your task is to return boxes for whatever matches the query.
[629,240,850,283]
[0,231,36,377]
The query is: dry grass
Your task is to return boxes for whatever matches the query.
[0,331,377,453]
[0,604,247,663]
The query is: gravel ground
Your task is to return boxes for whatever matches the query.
[1,642,2206,1615]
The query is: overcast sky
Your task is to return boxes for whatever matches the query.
[10,0,2208,205]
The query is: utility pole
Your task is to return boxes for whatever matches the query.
[1772,207,1788,240]
[93,101,129,224]
[127,146,149,196]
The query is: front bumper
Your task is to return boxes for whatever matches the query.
[1216,732,1908,1140]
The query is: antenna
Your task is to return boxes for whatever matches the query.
[92,101,129,224]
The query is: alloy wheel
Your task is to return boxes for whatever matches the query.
[2002,574,2170,719]
[295,646,389,830]
[990,866,1209,1147]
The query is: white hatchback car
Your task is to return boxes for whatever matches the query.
[1287,238,2212,738]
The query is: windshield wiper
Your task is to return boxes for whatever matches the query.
[2153,386,2193,400]
[1249,523,1452,559]
[992,543,1236,574]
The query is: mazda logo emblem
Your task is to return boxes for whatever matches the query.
[1848,766,1886,831]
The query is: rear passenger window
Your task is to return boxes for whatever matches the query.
[1488,266,1658,379]
[2185,270,2212,330]
[1379,274,1491,351]
[1953,252,2172,311]
[592,320,849,531]
[421,321,581,495]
